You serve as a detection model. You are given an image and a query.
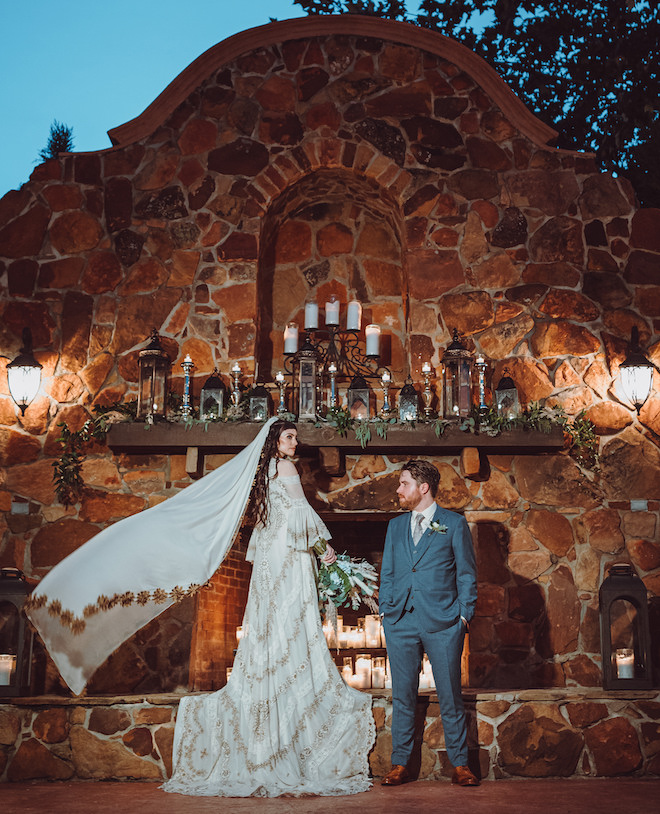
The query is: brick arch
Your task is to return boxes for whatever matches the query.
[107,15,557,151]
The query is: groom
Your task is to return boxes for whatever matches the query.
[379,459,479,787]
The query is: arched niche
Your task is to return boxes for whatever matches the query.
[256,167,411,385]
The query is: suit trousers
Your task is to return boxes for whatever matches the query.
[384,608,468,768]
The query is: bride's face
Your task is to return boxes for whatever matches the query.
[277,428,298,458]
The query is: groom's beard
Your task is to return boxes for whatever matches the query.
[398,492,423,512]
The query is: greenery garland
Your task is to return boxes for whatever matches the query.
[52,398,598,506]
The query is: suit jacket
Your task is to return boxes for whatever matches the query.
[379,505,477,633]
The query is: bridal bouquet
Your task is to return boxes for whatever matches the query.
[313,540,379,618]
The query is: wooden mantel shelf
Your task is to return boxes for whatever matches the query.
[107,421,565,455]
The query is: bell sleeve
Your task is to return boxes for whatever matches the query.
[280,474,331,552]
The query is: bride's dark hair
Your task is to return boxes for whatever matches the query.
[250,420,297,528]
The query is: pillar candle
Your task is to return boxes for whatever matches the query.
[615,648,635,679]
[355,654,372,689]
[346,300,362,330]
[365,324,381,356]
[325,296,340,326]
[304,302,319,330]
[365,614,381,648]
[283,322,299,354]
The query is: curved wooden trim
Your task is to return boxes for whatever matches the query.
[107,15,558,149]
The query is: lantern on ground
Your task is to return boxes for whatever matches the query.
[347,375,370,420]
[599,563,653,690]
[137,329,170,420]
[398,378,419,422]
[495,368,520,418]
[0,568,34,697]
[618,326,658,413]
[442,329,474,419]
[7,328,42,415]
[249,384,270,421]
[200,369,226,420]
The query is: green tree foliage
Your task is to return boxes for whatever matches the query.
[38,120,74,162]
[295,1,660,207]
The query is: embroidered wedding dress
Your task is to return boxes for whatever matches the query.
[162,461,375,797]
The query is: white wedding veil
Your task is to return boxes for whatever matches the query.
[26,417,279,695]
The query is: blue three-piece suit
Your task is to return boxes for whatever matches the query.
[379,505,478,768]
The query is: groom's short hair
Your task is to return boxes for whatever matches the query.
[402,459,440,497]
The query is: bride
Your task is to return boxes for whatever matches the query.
[163,420,375,797]
[26,417,375,797]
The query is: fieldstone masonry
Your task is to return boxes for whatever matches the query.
[1,14,659,771]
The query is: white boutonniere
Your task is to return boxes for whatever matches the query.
[429,520,448,535]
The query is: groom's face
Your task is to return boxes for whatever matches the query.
[396,470,425,511]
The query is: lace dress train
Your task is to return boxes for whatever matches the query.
[162,469,375,797]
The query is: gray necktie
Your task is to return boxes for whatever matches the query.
[412,513,424,545]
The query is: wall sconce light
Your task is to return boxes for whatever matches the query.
[6,328,42,415]
[619,326,658,413]
[442,329,474,419]
[599,563,653,690]
[137,329,170,421]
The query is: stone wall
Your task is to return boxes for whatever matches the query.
[1,17,659,693]
[1,689,659,782]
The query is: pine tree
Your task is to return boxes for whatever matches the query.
[38,120,74,162]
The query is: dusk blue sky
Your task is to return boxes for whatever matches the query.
[1,1,322,196]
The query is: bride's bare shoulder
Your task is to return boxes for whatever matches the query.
[277,458,298,477]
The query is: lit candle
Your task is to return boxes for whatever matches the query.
[355,654,372,689]
[304,301,319,330]
[365,324,380,356]
[422,361,432,374]
[346,300,362,330]
[381,370,391,385]
[0,654,15,686]
[225,667,232,680]
[283,322,299,354]
[325,296,340,326]
[372,657,386,689]
[615,648,635,679]
[236,626,244,642]
[231,362,241,375]
[365,614,381,648]
[275,371,285,384]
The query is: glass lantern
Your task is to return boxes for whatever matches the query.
[249,383,270,422]
[0,568,34,697]
[347,375,370,420]
[398,379,419,422]
[296,338,319,420]
[495,368,520,418]
[599,563,653,690]
[442,329,474,419]
[199,369,226,420]
[137,329,170,420]
[6,328,42,415]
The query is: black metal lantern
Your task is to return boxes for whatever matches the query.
[599,563,653,690]
[137,329,170,420]
[7,328,42,415]
[0,568,33,697]
[296,338,320,421]
[347,375,370,420]
[249,384,270,422]
[442,329,474,419]
[200,369,226,420]
[398,378,419,422]
[495,368,520,418]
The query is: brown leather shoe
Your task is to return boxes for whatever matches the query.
[381,764,410,786]
[451,765,480,786]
